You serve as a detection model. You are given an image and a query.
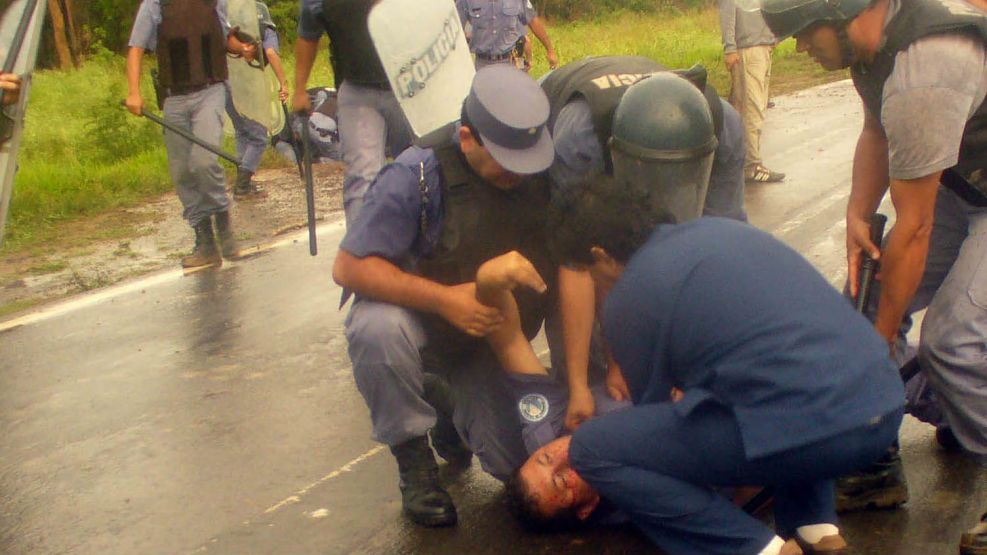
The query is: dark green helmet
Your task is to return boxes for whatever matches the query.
[609,72,716,222]
[761,0,869,39]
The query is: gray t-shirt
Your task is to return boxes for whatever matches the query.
[881,0,987,180]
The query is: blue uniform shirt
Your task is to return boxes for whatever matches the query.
[128,0,231,51]
[262,27,279,52]
[339,146,446,268]
[598,218,904,459]
[457,0,535,56]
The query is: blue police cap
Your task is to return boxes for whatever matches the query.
[464,64,554,175]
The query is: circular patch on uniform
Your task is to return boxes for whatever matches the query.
[518,393,550,423]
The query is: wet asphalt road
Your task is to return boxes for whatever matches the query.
[1,80,985,555]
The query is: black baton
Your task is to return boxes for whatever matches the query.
[124,101,241,166]
[855,213,888,313]
[297,112,318,256]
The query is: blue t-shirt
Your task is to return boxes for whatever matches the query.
[297,0,327,41]
[595,218,904,459]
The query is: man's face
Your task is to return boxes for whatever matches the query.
[795,24,847,71]
[459,126,525,190]
[518,435,600,520]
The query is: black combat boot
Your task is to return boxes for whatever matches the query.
[233,168,267,200]
[835,443,908,512]
[181,218,221,269]
[423,374,473,469]
[390,436,458,527]
[213,210,239,259]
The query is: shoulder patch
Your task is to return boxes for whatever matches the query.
[518,393,550,423]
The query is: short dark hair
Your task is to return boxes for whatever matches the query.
[460,102,483,146]
[504,467,584,534]
[548,177,675,267]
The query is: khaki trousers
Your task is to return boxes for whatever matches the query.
[728,45,772,171]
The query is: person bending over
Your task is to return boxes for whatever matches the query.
[507,179,905,555]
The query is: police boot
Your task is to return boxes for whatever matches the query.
[835,443,908,513]
[213,210,239,259]
[233,168,267,200]
[181,219,221,269]
[423,374,473,469]
[390,436,458,527]
[961,512,987,555]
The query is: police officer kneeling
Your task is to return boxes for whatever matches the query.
[332,65,556,527]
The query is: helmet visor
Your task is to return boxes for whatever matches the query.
[611,149,714,223]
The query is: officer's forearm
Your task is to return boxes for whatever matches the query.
[332,250,451,315]
[528,17,554,55]
[266,48,288,87]
[126,47,144,97]
[874,174,939,345]
[294,37,320,94]
[559,267,595,394]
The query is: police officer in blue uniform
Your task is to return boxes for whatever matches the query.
[293,0,413,227]
[225,1,289,200]
[541,58,749,432]
[510,179,905,555]
[457,0,558,70]
[332,65,556,528]
[126,0,256,268]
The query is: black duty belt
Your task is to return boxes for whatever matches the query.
[476,50,512,61]
[942,168,987,208]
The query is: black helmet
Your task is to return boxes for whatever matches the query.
[609,72,716,222]
[761,0,869,39]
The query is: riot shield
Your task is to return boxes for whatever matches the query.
[0,0,46,246]
[227,0,284,135]
[369,0,474,144]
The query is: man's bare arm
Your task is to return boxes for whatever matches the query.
[475,252,547,375]
[527,16,557,69]
[265,48,289,103]
[875,172,939,347]
[292,37,320,112]
[558,267,598,430]
[846,109,891,298]
[333,249,503,337]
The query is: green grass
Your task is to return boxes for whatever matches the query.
[2,8,845,255]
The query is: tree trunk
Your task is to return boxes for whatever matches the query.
[61,0,81,62]
[46,0,73,69]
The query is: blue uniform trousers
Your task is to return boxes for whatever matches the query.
[345,298,529,480]
[859,186,987,459]
[336,82,413,227]
[571,401,902,555]
[162,83,230,226]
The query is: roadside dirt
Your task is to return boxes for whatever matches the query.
[0,162,346,317]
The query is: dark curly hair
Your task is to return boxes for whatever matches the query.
[504,466,585,534]
[548,176,675,267]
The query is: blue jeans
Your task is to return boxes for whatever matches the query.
[571,401,902,555]
[225,87,268,174]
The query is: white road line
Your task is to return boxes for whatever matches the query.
[263,445,387,514]
[0,219,346,333]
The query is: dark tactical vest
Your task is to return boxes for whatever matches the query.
[416,144,554,362]
[158,0,228,92]
[540,55,724,171]
[319,0,390,87]
[851,0,987,205]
